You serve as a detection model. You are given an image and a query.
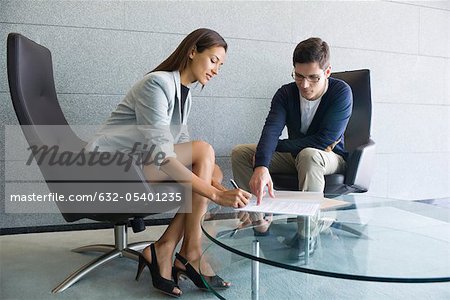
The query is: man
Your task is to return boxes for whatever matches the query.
[232,37,352,204]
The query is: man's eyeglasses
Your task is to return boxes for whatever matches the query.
[291,70,325,83]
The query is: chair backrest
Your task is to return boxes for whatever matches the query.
[7,33,85,151]
[331,69,372,153]
[7,33,181,221]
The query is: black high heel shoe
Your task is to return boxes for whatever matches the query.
[135,243,181,298]
[172,252,230,290]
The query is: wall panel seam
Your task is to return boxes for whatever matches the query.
[373,102,450,107]
[0,21,293,45]
[1,21,448,59]
[383,0,450,12]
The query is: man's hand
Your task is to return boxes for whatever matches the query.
[325,139,341,152]
[249,166,275,205]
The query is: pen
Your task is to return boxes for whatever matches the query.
[229,227,239,237]
[230,179,239,189]
[229,180,239,237]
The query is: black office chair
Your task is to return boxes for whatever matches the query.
[7,33,182,292]
[271,69,376,195]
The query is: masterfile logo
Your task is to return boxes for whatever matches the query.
[26,142,169,172]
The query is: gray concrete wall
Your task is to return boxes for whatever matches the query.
[1,0,449,228]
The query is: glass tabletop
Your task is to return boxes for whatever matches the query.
[200,194,450,287]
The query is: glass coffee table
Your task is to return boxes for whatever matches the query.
[199,195,450,299]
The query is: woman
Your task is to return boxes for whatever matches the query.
[86,28,251,297]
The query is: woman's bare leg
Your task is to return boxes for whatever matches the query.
[177,141,215,261]
[140,141,219,291]
[170,142,230,284]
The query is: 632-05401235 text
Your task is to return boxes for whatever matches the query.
[9,192,183,202]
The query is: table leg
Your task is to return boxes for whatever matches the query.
[252,240,260,300]
[305,216,310,265]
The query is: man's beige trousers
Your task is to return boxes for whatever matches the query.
[231,144,346,192]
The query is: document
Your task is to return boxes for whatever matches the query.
[235,191,322,216]
[319,198,352,211]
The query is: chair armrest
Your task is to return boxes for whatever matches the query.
[344,139,376,192]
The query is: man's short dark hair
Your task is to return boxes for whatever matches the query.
[293,37,330,70]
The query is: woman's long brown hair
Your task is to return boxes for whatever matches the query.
[150,28,227,73]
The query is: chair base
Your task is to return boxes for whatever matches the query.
[52,224,152,293]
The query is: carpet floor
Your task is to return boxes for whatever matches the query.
[1,225,449,300]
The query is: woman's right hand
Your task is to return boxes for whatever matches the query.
[214,188,252,208]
